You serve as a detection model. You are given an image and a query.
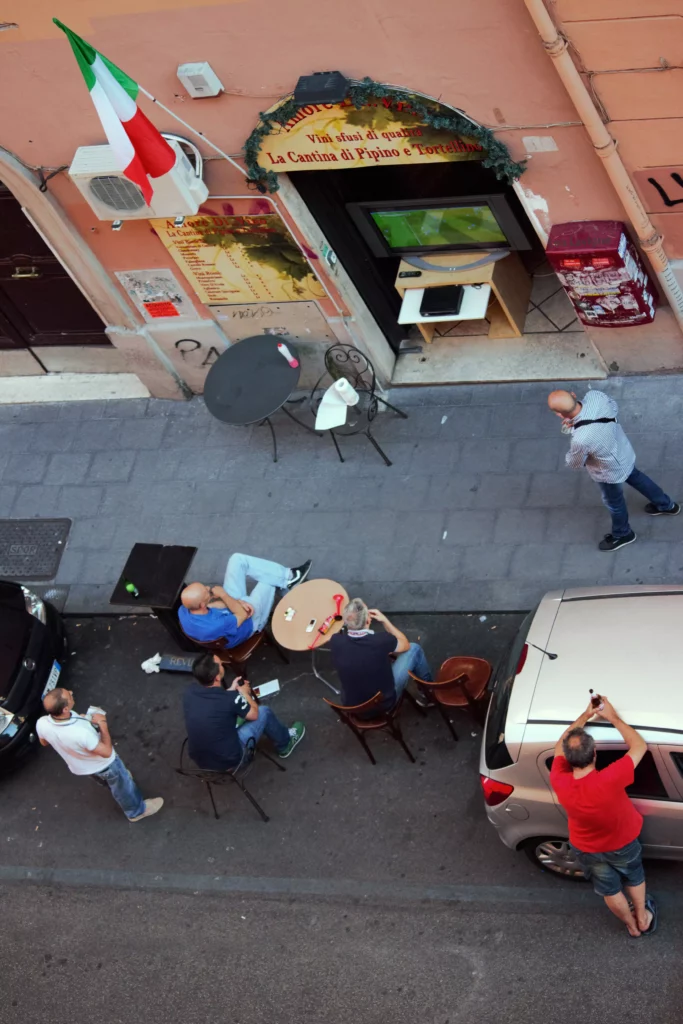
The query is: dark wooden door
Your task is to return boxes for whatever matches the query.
[0,186,109,348]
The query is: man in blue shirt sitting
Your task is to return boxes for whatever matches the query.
[178,551,311,649]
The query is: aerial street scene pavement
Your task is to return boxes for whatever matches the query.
[2,3,683,1023]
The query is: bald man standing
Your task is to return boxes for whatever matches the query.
[179,552,312,649]
[37,688,163,822]
[548,388,678,551]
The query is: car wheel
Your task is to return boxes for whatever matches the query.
[522,838,587,880]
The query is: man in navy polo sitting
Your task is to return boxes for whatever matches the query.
[179,551,312,649]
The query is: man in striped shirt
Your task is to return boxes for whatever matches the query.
[548,388,679,551]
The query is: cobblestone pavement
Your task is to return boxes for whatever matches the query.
[2,374,683,613]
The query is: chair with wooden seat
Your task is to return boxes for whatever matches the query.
[180,626,289,675]
[409,656,492,742]
[323,689,421,765]
[175,735,285,822]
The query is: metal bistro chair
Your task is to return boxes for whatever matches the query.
[310,343,408,466]
[176,736,285,822]
[409,656,492,742]
[323,689,423,765]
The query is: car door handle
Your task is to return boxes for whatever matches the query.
[11,266,41,279]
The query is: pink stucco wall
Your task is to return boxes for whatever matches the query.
[555,0,683,258]
[0,0,626,263]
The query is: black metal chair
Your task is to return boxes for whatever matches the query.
[175,736,285,822]
[310,343,408,466]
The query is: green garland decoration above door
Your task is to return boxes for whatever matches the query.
[243,76,526,193]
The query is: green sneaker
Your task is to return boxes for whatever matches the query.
[278,722,305,758]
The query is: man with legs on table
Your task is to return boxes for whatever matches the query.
[329,598,434,719]
[179,552,312,648]
[550,697,656,936]
[183,654,305,767]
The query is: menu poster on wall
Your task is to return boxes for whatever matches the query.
[151,213,326,305]
[115,269,195,320]
[258,95,485,172]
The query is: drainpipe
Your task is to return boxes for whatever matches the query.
[522,0,683,332]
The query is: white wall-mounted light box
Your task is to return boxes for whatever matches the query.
[177,62,224,98]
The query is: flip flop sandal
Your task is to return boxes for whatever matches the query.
[641,896,658,935]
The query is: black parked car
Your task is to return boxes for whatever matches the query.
[0,580,68,764]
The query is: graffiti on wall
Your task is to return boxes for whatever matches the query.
[634,166,683,213]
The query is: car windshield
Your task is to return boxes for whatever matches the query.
[484,610,534,770]
[0,604,32,692]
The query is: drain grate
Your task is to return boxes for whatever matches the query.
[0,519,71,581]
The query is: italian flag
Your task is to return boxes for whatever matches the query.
[54,18,176,206]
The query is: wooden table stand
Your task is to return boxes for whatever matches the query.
[395,252,532,343]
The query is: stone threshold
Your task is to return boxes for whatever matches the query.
[391,331,607,385]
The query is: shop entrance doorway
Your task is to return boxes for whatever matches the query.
[0,184,109,355]
[289,160,547,352]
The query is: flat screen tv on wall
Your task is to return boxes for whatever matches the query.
[346,195,531,257]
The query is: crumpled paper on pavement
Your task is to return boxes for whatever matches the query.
[141,653,162,674]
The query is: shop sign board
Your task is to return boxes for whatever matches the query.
[151,213,326,304]
[258,96,485,172]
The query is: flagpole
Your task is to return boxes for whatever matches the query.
[138,85,246,177]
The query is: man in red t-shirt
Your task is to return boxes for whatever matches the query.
[550,696,657,937]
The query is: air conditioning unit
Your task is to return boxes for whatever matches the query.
[68,139,208,221]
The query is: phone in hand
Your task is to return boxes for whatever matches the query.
[305,618,317,632]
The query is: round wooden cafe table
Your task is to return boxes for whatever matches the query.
[272,579,348,693]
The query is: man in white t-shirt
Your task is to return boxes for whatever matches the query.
[37,688,163,822]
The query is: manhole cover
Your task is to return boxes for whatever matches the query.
[0,519,71,581]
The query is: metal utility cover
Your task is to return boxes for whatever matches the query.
[0,519,71,581]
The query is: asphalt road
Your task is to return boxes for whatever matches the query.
[2,613,683,1023]
[3,884,682,1024]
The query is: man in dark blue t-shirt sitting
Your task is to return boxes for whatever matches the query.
[179,551,311,649]
[182,654,305,770]
[330,598,434,719]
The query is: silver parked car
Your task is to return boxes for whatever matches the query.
[480,585,683,878]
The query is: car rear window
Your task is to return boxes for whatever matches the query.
[546,750,669,800]
[484,610,534,770]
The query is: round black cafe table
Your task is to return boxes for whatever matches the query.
[203,336,303,461]
[203,335,301,424]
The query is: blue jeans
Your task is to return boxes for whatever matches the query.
[598,467,674,538]
[238,705,291,754]
[392,643,434,698]
[93,753,146,820]
[572,838,645,897]
[223,552,290,634]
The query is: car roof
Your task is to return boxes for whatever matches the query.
[525,586,683,736]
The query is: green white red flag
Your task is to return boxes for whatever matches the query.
[53,18,175,206]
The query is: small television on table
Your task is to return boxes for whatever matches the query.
[346,195,531,258]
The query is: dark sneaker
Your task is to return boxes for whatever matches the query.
[413,690,435,709]
[287,560,312,590]
[278,722,305,758]
[598,531,637,552]
[644,501,680,517]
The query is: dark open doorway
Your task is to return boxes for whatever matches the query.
[289,160,545,351]
[0,184,109,354]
